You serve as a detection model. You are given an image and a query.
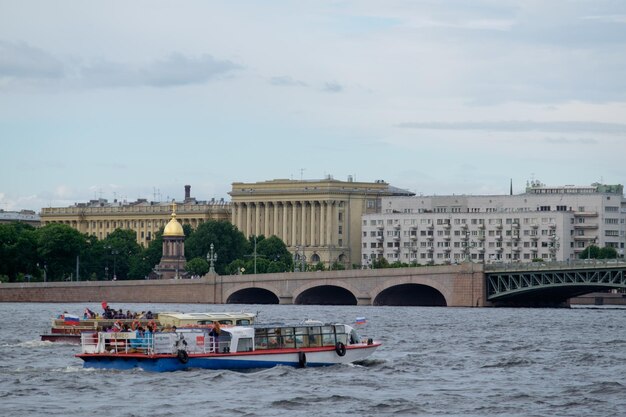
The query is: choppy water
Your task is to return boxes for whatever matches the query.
[0,303,625,417]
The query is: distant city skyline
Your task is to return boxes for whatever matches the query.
[2,1,626,212]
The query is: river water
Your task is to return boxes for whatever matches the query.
[0,303,624,417]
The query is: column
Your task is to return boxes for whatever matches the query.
[291,201,298,246]
[320,201,326,246]
[326,200,334,246]
[237,203,244,233]
[231,202,237,225]
[264,202,271,237]
[252,203,259,237]
[310,201,317,247]
[273,202,280,237]
[282,202,289,245]
[245,202,252,238]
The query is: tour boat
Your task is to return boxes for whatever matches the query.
[76,321,380,372]
[41,311,256,343]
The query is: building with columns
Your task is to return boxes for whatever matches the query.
[229,177,414,268]
[40,185,229,247]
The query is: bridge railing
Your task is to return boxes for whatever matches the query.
[485,259,626,273]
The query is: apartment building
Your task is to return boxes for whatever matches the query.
[361,182,626,265]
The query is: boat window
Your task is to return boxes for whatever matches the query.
[236,319,251,325]
[321,326,335,346]
[267,328,283,349]
[308,326,322,347]
[281,327,295,348]
[254,328,269,350]
[334,325,348,345]
[295,327,308,348]
[237,337,253,352]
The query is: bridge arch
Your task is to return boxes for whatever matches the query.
[292,281,361,305]
[224,284,280,304]
[371,276,451,306]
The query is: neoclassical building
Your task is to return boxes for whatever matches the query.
[40,185,229,247]
[229,177,414,267]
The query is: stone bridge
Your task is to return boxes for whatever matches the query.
[0,263,485,307]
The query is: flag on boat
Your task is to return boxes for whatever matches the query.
[355,317,367,325]
[64,314,80,325]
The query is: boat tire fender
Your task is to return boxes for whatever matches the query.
[177,349,189,364]
[335,342,346,357]
[298,351,307,368]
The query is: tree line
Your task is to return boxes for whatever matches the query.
[0,221,295,283]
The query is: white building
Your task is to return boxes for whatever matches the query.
[361,182,626,265]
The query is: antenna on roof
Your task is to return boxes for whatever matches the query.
[510,178,513,196]
[300,168,306,181]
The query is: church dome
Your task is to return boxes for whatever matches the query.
[163,213,184,237]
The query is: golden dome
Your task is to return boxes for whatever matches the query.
[163,202,184,237]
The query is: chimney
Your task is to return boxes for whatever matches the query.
[184,185,191,201]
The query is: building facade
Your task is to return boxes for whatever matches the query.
[362,182,626,265]
[40,185,230,247]
[229,177,414,268]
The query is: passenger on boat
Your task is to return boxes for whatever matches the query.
[209,321,221,352]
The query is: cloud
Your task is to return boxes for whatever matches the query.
[323,81,343,93]
[542,137,599,145]
[0,41,241,89]
[0,40,65,78]
[141,53,242,87]
[396,120,626,134]
[269,75,307,87]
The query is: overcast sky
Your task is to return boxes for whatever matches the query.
[2,1,626,212]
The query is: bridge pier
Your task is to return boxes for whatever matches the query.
[278,296,293,304]
[357,297,371,306]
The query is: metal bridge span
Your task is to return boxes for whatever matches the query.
[485,262,626,307]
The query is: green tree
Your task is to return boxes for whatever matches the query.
[185,220,249,275]
[599,246,618,259]
[252,235,293,272]
[37,223,87,281]
[186,257,210,276]
[372,257,390,269]
[0,222,40,282]
[579,245,601,260]
[101,229,142,280]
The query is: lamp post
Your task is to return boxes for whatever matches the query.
[105,266,109,280]
[112,249,119,280]
[207,243,217,274]
[43,263,47,282]
[294,246,300,272]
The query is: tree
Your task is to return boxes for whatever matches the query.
[185,221,249,275]
[599,246,618,259]
[37,223,87,281]
[0,222,39,282]
[254,235,293,272]
[186,257,209,277]
[101,229,142,280]
[579,245,601,260]
[372,257,390,269]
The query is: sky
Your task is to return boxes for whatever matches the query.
[1,1,626,212]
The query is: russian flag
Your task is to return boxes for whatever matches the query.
[64,314,80,325]
[355,317,367,325]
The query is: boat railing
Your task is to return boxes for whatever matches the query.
[81,330,226,355]
[81,331,162,355]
